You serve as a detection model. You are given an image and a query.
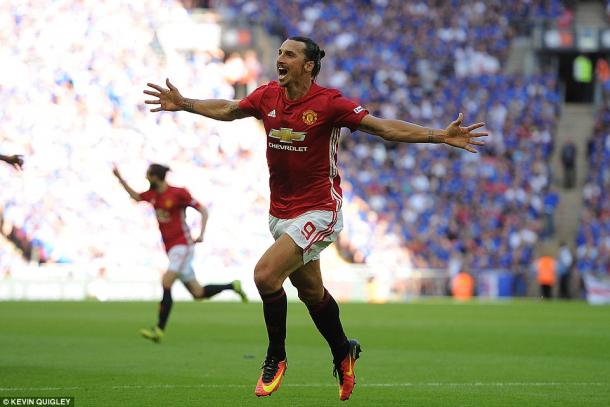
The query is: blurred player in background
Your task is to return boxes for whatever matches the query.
[0,154,24,170]
[144,37,486,399]
[113,163,248,343]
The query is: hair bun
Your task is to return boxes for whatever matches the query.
[320,50,326,59]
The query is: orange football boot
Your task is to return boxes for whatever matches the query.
[333,339,362,401]
[255,356,287,397]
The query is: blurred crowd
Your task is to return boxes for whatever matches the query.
[0,0,272,276]
[219,0,564,274]
[579,84,610,276]
[2,0,588,283]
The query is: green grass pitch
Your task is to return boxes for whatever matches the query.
[1,300,609,406]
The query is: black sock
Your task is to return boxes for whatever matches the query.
[261,288,287,360]
[158,288,173,330]
[202,283,233,299]
[307,287,349,364]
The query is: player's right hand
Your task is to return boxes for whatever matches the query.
[112,165,121,179]
[6,155,24,170]
[144,78,184,112]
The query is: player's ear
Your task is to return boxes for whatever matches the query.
[304,60,315,74]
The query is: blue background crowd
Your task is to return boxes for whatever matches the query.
[2,0,609,287]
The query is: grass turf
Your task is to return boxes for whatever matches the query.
[0,300,609,406]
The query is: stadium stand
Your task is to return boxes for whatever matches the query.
[0,0,271,282]
[3,0,594,299]
[218,0,564,276]
[579,83,610,276]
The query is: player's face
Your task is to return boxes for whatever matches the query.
[146,171,159,189]
[276,40,313,86]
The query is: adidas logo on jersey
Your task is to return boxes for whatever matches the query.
[268,110,276,117]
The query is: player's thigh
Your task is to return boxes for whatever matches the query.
[167,245,195,284]
[254,233,304,289]
[270,210,343,265]
[289,260,324,305]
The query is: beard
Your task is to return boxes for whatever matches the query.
[149,181,159,190]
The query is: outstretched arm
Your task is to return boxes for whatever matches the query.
[143,78,251,122]
[0,154,24,170]
[112,166,142,202]
[357,113,487,153]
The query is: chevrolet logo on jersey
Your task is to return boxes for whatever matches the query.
[269,128,306,143]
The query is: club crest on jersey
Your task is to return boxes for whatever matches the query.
[164,199,173,209]
[302,110,318,125]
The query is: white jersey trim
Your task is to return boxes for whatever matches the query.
[329,127,342,212]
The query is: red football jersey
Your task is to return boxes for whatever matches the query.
[140,186,202,252]
[239,81,368,218]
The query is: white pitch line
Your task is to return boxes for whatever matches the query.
[1,382,608,392]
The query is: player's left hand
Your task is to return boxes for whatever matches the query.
[194,235,204,244]
[144,78,184,112]
[442,113,488,153]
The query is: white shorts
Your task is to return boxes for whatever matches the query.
[269,210,343,264]
[167,244,196,283]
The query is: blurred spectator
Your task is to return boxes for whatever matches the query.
[556,5,573,30]
[536,255,556,299]
[451,270,474,301]
[1,209,46,263]
[561,139,577,188]
[244,49,263,94]
[557,241,573,299]
[224,52,248,98]
[542,185,560,238]
[596,58,610,85]
[181,0,210,9]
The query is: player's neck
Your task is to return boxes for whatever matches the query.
[155,182,168,193]
[284,78,313,101]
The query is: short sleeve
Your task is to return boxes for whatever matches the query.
[140,190,154,203]
[179,188,201,210]
[330,93,369,131]
[238,83,269,120]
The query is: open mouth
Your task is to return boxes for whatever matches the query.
[278,67,288,79]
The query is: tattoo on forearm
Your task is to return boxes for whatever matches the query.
[227,103,244,120]
[427,129,434,143]
[183,99,195,112]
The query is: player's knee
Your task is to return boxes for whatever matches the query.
[192,288,204,300]
[297,286,324,307]
[254,263,281,293]
[161,272,176,289]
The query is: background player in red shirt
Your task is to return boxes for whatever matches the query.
[0,154,24,170]
[113,163,247,343]
[143,37,487,400]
